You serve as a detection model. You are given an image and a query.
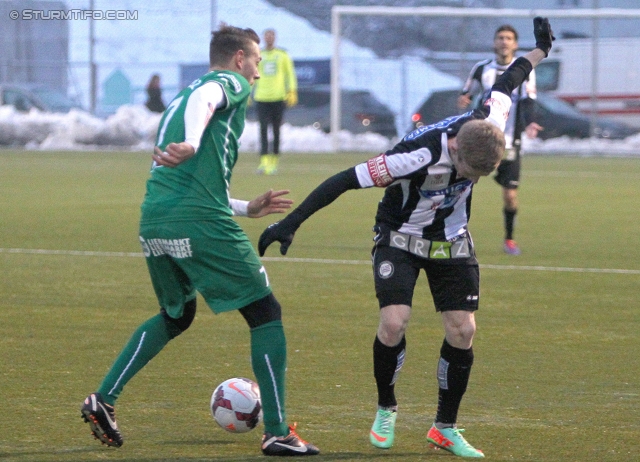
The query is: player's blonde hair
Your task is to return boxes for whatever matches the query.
[456,119,505,175]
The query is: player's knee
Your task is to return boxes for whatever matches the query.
[239,293,282,329]
[445,322,476,349]
[378,305,410,345]
[503,190,518,209]
[378,323,406,346]
[459,322,476,341]
[161,298,197,336]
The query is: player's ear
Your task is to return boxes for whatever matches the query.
[234,49,245,69]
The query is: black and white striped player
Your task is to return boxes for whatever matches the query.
[458,25,543,256]
[259,18,554,458]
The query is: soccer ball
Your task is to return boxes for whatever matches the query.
[211,377,263,433]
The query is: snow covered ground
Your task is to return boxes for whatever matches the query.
[2,103,640,156]
[66,0,460,133]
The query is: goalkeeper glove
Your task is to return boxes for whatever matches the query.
[533,17,555,57]
[286,90,298,107]
[258,217,300,256]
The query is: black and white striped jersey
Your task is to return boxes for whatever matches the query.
[354,104,506,243]
[350,59,532,243]
[462,58,537,149]
[283,57,534,249]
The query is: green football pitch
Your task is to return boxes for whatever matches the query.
[0,150,638,461]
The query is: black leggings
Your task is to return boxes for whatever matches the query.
[256,101,286,155]
[239,293,282,328]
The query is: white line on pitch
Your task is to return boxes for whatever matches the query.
[0,248,141,257]
[1,248,639,275]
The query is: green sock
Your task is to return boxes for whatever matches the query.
[250,320,289,436]
[98,314,180,405]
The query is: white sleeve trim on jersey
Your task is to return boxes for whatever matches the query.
[484,91,513,132]
[229,198,249,216]
[525,68,537,99]
[183,82,227,152]
[461,59,489,94]
[354,148,433,188]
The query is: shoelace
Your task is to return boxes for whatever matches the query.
[288,423,309,445]
[449,428,474,449]
[377,410,394,433]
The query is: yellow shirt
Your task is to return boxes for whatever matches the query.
[253,48,297,102]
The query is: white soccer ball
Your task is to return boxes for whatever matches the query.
[211,377,263,433]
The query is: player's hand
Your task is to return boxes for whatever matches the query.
[247,189,293,218]
[152,142,195,168]
[533,17,555,57]
[457,93,472,109]
[258,220,297,256]
[286,90,298,107]
[525,122,543,139]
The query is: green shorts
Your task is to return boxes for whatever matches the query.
[139,220,272,317]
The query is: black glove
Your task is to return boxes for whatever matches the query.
[534,17,555,57]
[258,220,298,256]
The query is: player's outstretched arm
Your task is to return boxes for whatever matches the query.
[258,167,361,256]
[247,190,293,218]
[258,219,298,256]
[490,18,555,99]
[523,17,555,67]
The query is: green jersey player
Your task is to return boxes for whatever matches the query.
[81,24,319,457]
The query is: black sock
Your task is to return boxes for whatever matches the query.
[435,339,474,425]
[504,208,517,240]
[373,335,406,408]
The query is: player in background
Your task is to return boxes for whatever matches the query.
[253,28,298,175]
[458,25,543,256]
[80,24,319,457]
[259,18,554,459]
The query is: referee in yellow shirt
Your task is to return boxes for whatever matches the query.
[253,28,298,175]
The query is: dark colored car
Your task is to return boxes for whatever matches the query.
[248,85,398,138]
[408,89,639,140]
[533,93,639,140]
[0,83,83,113]
[408,89,464,133]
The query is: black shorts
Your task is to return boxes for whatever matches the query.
[371,245,479,312]
[256,101,286,126]
[494,152,521,190]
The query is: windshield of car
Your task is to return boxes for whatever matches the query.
[297,89,330,107]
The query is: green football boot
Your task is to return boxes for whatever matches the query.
[369,408,397,449]
[427,425,484,458]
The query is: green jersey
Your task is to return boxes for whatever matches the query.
[141,70,251,231]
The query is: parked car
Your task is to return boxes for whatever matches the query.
[408,89,639,140]
[0,83,83,113]
[408,89,463,133]
[248,85,398,138]
[533,93,639,140]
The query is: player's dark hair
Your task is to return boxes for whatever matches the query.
[456,120,505,175]
[209,24,260,67]
[495,24,518,41]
